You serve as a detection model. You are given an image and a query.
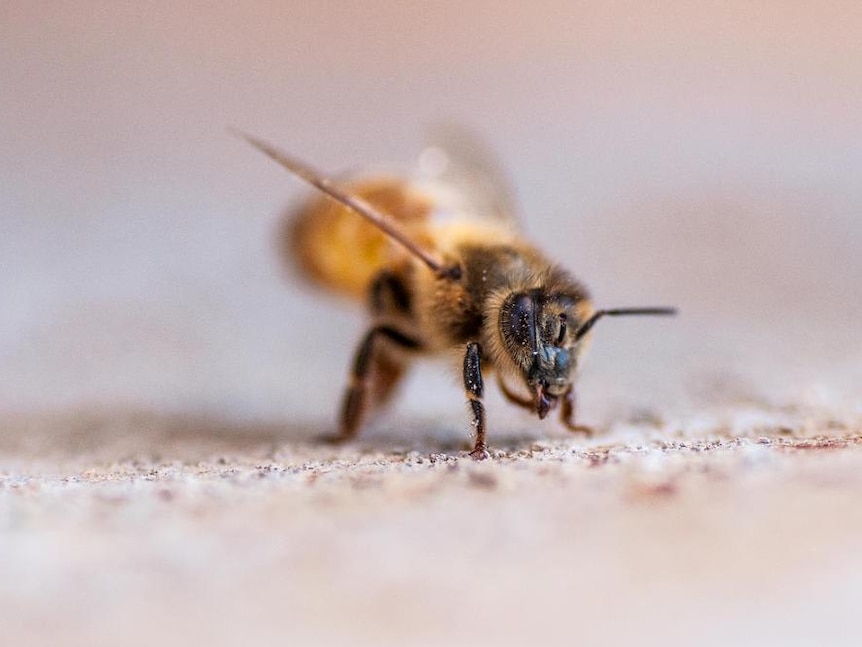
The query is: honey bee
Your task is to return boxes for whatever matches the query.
[234,128,676,459]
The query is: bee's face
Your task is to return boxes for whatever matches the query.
[499,290,584,418]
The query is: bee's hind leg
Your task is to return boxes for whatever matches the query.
[332,325,419,444]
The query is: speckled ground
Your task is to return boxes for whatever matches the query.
[2,408,861,647]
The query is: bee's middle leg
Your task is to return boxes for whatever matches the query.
[337,325,419,442]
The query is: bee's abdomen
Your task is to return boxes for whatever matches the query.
[281,177,433,301]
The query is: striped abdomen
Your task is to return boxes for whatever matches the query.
[282,176,434,301]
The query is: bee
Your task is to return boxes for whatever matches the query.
[234,128,676,459]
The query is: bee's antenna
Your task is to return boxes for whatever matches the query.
[574,307,677,342]
[230,128,462,281]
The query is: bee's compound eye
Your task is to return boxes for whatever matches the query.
[503,293,536,350]
[556,313,568,345]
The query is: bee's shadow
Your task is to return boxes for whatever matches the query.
[0,408,316,463]
[0,408,550,464]
[347,422,551,457]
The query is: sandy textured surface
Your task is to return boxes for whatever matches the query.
[2,407,861,646]
[3,1,862,645]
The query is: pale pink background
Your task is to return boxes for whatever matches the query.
[2,1,860,419]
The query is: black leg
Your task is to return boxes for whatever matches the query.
[337,326,419,441]
[560,386,592,436]
[369,270,412,317]
[463,342,489,460]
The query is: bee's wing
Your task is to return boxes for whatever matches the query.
[414,123,521,229]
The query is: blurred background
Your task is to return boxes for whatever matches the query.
[2,0,860,428]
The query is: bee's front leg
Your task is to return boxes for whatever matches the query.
[496,375,534,411]
[336,325,419,442]
[463,342,490,460]
[560,386,593,436]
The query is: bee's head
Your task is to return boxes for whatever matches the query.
[498,289,588,419]
[497,286,677,419]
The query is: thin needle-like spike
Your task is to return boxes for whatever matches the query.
[230,128,461,280]
[574,307,678,342]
